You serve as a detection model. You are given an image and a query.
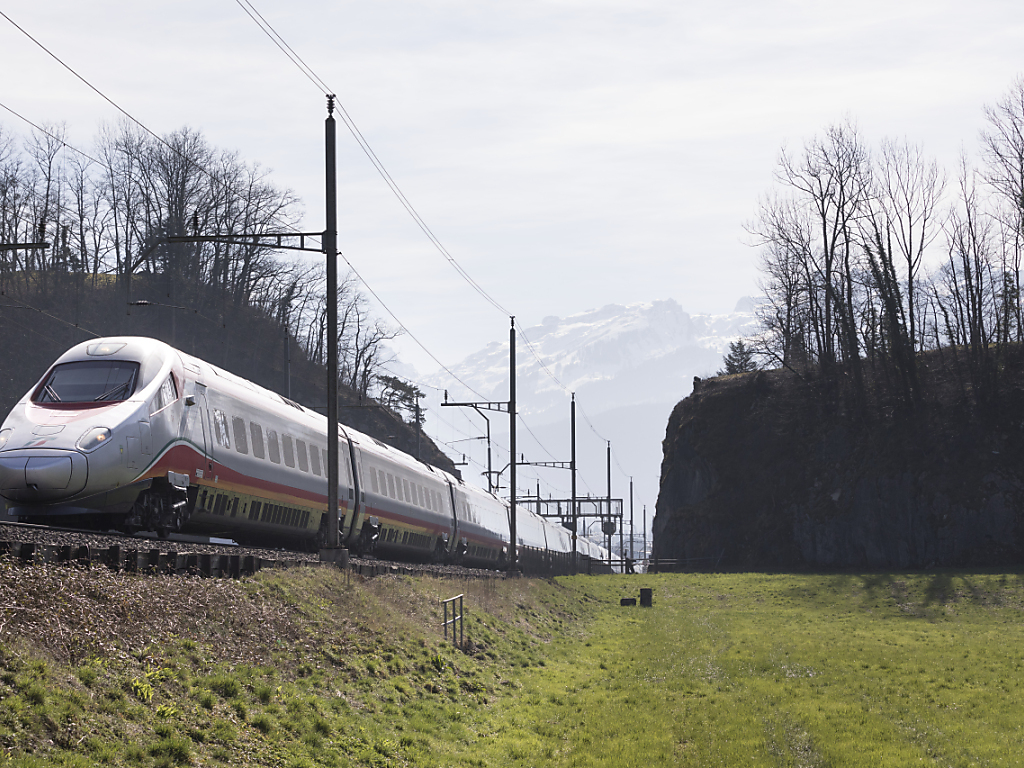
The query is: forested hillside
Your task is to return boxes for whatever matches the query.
[0,120,456,476]
[654,78,1024,569]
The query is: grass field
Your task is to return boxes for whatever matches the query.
[447,572,1024,767]
[3,566,1024,766]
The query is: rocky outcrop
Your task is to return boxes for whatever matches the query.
[654,367,1024,570]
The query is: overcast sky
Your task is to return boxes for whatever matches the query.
[3,0,1023,377]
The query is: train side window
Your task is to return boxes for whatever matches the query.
[397,478,405,502]
[213,409,230,448]
[309,445,321,476]
[232,417,248,454]
[250,422,265,459]
[267,430,281,464]
[296,440,309,472]
[150,375,177,415]
[282,434,295,468]
[386,474,396,499]
[369,468,379,494]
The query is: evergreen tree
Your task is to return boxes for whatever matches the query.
[377,375,425,425]
[717,340,759,376]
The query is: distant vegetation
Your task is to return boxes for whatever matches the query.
[746,76,1024,414]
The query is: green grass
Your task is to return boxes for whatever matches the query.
[436,572,1024,767]
[3,565,1024,765]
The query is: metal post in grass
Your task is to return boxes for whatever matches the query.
[441,594,465,649]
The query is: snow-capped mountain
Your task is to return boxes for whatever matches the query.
[419,298,760,550]
[432,297,759,423]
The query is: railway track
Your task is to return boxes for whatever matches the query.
[0,521,503,579]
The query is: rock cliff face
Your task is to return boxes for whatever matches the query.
[654,368,1024,570]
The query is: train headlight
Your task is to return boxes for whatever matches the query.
[0,429,10,450]
[77,427,111,453]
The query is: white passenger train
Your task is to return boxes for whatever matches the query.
[0,337,607,569]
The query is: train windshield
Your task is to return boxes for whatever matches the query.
[34,360,141,404]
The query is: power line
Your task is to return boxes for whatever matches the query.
[0,101,102,166]
[575,398,608,442]
[0,295,99,343]
[0,9,238,199]
[232,0,511,320]
[513,319,570,392]
[336,251,487,400]
[232,0,331,95]
[0,10,158,144]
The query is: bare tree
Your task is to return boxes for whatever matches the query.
[936,160,1000,397]
[749,192,814,369]
[0,117,399,403]
[874,139,947,350]
[981,76,1024,342]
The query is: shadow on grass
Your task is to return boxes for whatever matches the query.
[770,569,1024,615]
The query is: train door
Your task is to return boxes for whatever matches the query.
[342,437,367,545]
[183,382,210,477]
[447,483,465,559]
[339,437,356,539]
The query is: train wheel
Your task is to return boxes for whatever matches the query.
[357,523,379,556]
[431,538,446,564]
[315,520,329,552]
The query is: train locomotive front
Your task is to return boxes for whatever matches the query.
[0,337,190,535]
